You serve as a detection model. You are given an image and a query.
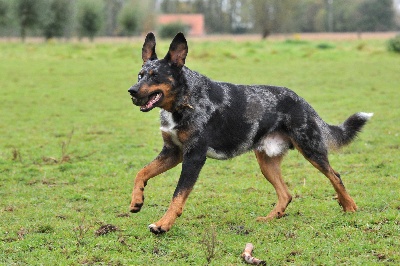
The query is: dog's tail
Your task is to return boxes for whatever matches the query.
[326,112,373,149]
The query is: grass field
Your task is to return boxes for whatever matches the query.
[0,37,399,265]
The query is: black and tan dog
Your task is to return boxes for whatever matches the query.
[128,32,372,234]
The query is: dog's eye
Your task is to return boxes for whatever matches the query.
[137,74,143,81]
[152,72,159,81]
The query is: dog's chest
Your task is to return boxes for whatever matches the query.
[159,111,229,159]
[160,111,183,147]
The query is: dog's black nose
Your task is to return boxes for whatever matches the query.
[128,85,139,94]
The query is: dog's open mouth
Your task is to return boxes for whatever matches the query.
[139,92,163,112]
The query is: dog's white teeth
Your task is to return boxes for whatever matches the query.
[149,93,161,106]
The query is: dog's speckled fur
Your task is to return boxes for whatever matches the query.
[128,32,372,234]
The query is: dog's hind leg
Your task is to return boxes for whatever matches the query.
[293,142,357,212]
[130,136,182,213]
[254,150,292,221]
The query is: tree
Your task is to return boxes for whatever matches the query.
[294,0,326,32]
[252,0,296,38]
[104,0,124,36]
[78,1,103,41]
[357,0,395,31]
[160,0,193,14]
[203,0,231,33]
[16,0,40,41]
[0,0,9,28]
[137,0,157,33]
[118,4,138,36]
[228,0,254,34]
[42,0,71,40]
[161,0,178,13]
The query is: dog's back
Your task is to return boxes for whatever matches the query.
[165,66,371,161]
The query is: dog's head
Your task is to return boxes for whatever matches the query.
[128,32,188,112]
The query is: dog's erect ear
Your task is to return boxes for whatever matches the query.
[142,32,157,63]
[164,32,188,68]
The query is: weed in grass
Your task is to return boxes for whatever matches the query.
[36,225,54,234]
[42,128,74,164]
[4,205,15,212]
[73,217,91,247]
[356,42,367,51]
[117,234,133,252]
[316,42,335,49]
[15,229,28,243]
[201,225,217,264]
[11,147,22,162]
[284,39,309,45]
[60,128,74,163]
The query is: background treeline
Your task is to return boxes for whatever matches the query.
[0,0,398,41]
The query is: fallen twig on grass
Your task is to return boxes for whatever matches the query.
[241,243,266,265]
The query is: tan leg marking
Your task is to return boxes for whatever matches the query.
[148,189,191,234]
[308,160,357,212]
[130,134,182,213]
[292,142,357,213]
[254,150,292,221]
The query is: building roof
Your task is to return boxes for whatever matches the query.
[158,14,205,36]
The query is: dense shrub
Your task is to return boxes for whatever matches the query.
[17,0,40,41]
[158,22,188,39]
[78,0,103,41]
[42,0,71,40]
[0,0,9,27]
[387,35,400,53]
[118,4,137,36]
[316,43,335,50]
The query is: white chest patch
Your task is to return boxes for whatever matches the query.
[160,111,230,159]
[163,128,183,147]
[160,111,183,147]
[258,133,290,157]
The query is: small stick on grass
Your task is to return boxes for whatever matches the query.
[241,243,266,265]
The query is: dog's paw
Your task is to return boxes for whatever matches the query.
[341,202,358,212]
[256,216,274,222]
[129,202,143,213]
[256,212,288,222]
[148,223,167,235]
[337,196,357,213]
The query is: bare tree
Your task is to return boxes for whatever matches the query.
[104,0,124,36]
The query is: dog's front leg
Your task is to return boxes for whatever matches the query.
[149,147,207,234]
[130,144,182,213]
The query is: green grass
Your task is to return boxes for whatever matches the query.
[0,38,399,265]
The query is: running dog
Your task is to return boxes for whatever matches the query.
[128,32,372,234]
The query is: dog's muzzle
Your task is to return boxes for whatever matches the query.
[128,84,163,112]
[128,85,140,105]
[128,84,139,95]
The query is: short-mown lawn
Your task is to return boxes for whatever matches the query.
[0,37,399,265]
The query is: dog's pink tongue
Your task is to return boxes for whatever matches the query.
[142,93,161,110]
